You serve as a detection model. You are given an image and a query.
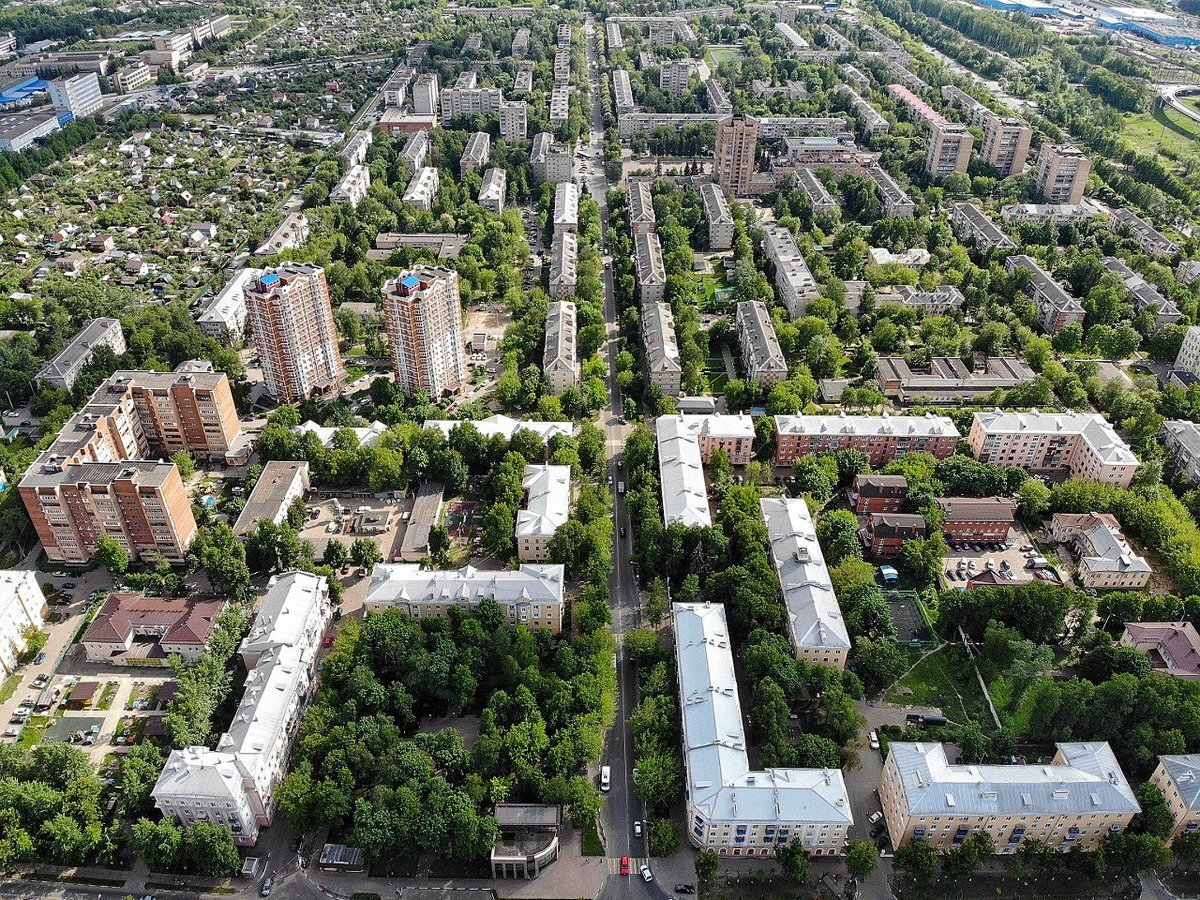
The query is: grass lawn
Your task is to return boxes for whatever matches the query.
[0,673,19,704]
[16,715,48,750]
[705,46,746,67]
[1122,104,1200,166]
[581,820,605,856]
[96,682,118,711]
[704,351,729,393]
[886,645,991,727]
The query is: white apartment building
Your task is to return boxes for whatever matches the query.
[441,86,503,123]
[424,414,572,443]
[35,317,126,392]
[675,601,853,857]
[531,132,574,183]
[554,181,579,234]
[460,131,491,174]
[516,465,571,561]
[554,48,572,83]
[612,69,636,117]
[543,300,578,394]
[629,180,657,235]
[382,267,467,398]
[197,268,258,344]
[793,168,837,215]
[232,461,310,537]
[700,183,733,250]
[328,164,370,207]
[1002,201,1105,225]
[1176,327,1200,380]
[656,415,711,527]
[762,226,818,318]
[412,73,439,116]
[1163,419,1200,487]
[1150,755,1200,841]
[365,562,566,632]
[643,301,682,396]
[660,58,700,97]
[244,265,343,404]
[340,130,372,167]
[670,414,756,465]
[256,212,308,257]
[1113,208,1180,258]
[550,84,570,127]
[967,410,1139,487]
[400,129,430,171]
[154,572,331,846]
[48,72,102,118]
[635,231,667,305]
[548,232,578,299]
[736,300,787,388]
[0,571,46,674]
[880,742,1138,854]
[981,115,1032,178]
[500,100,527,142]
[296,419,387,450]
[760,498,850,668]
[478,167,506,213]
[1102,257,1180,329]
[402,166,440,211]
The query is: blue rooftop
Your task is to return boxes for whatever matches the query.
[259,273,280,287]
[0,77,48,106]
[400,275,420,289]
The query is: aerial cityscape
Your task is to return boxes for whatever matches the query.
[3,0,1200,898]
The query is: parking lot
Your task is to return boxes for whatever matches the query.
[940,524,1061,589]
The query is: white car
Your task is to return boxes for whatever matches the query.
[868,811,883,825]
[633,820,642,837]
[640,864,653,882]
[869,730,880,750]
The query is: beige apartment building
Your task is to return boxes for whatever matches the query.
[715,114,758,197]
[880,742,1140,854]
[1150,756,1200,841]
[20,363,239,564]
[924,121,973,180]
[981,115,1032,177]
[244,264,343,404]
[1034,144,1091,204]
[968,410,1138,487]
[382,267,467,398]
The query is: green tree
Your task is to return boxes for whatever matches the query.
[94,534,130,576]
[132,818,182,872]
[695,849,720,885]
[633,748,684,816]
[429,524,452,566]
[1173,830,1200,870]
[1101,831,1169,876]
[818,509,863,565]
[895,837,939,884]
[846,839,877,880]
[777,837,811,883]
[183,822,241,876]
[350,538,382,569]
[1132,782,1175,840]
[322,539,348,568]
[172,450,196,480]
[648,818,680,857]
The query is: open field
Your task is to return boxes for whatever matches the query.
[1122,103,1200,166]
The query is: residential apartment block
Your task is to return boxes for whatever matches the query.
[642,300,682,396]
[635,231,667,304]
[736,301,787,388]
[612,69,636,118]
[198,269,257,344]
[880,742,1138,853]
[245,265,343,404]
[660,58,700,96]
[861,513,925,558]
[675,602,852,857]
[629,180,657,234]
[1049,512,1151,590]
[849,474,907,515]
[762,226,818,318]
[423,415,572,444]
[949,202,1014,253]
[1034,144,1091,204]
[867,165,915,218]
[329,164,370,207]
[883,285,966,314]
[793,168,837,215]
[715,114,758,197]
[1150,755,1200,841]
[402,166,440,210]
[1102,257,1181,329]
[981,115,1032,177]
[83,593,226,665]
[382,267,467,398]
[761,498,851,668]
[365,563,565,632]
[1005,255,1086,334]
[500,100,527,142]
[549,232,578,299]
[460,131,491,174]
[478,167,506,214]
[36,317,126,392]
[656,415,712,528]
[937,497,1016,545]
[550,84,570,127]
[400,129,430,171]
[925,121,973,180]
[1113,208,1180,258]
[530,133,573,183]
[516,465,570,561]
[543,300,578,394]
[233,461,310,538]
[968,410,1139,487]
[667,414,755,465]
[700,183,733,250]
[49,72,102,118]
[1163,419,1200,486]
[0,571,46,674]
[773,414,960,467]
[413,73,439,116]
[154,572,332,846]
[20,362,240,564]
[1122,624,1200,682]
[554,182,579,234]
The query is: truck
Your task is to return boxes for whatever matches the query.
[618,482,626,495]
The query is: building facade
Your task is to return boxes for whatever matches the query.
[773,414,960,467]
[543,300,578,395]
[516,465,570,561]
[381,267,467,398]
[968,411,1138,487]
[735,301,787,388]
[1034,144,1091,204]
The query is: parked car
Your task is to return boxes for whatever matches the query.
[640,864,653,882]
[869,730,880,750]
[633,820,642,837]
[34,652,45,665]
[674,885,696,895]
[323,635,334,648]
[868,811,883,825]
[61,582,76,589]
[261,878,273,897]
[870,823,885,839]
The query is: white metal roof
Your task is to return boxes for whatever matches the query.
[365,562,565,607]
[656,415,711,528]
[423,414,572,442]
[516,464,571,538]
[774,412,959,438]
[971,410,1137,466]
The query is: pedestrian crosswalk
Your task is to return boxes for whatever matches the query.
[606,856,645,874]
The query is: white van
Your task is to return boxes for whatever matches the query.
[600,766,611,792]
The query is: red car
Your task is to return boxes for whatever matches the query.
[323,635,334,648]
[620,856,630,876]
